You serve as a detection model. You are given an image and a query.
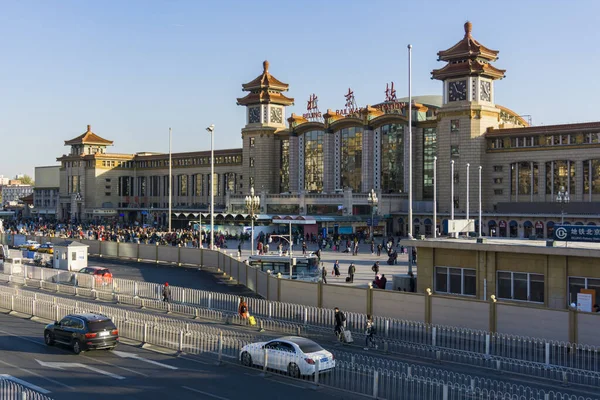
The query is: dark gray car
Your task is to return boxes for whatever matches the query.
[44,313,119,354]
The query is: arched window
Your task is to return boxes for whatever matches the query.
[304,130,325,192]
[340,127,363,192]
[381,124,405,193]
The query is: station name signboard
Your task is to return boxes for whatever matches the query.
[553,225,600,242]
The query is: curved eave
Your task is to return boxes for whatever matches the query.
[369,114,409,128]
[292,121,326,135]
[496,105,530,127]
[241,73,289,92]
[431,62,505,81]
[236,92,295,106]
[437,37,499,62]
[329,117,364,131]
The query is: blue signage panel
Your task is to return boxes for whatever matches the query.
[553,225,600,242]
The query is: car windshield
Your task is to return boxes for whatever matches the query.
[88,320,116,331]
[295,340,323,353]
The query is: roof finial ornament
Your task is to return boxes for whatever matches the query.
[464,21,472,37]
[87,124,91,132]
[263,60,269,73]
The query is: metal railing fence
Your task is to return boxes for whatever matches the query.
[0,290,598,400]
[2,261,600,376]
[0,377,54,400]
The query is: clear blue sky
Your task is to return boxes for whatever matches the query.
[1,0,599,179]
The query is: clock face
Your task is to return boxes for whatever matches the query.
[248,107,260,123]
[480,81,491,102]
[270,107,283,124]
[448,80,467,102]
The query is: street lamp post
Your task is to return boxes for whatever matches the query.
[368,189,378,241]
[556,185,570,225]
[168,128,172,232]
[433,156,437,238]
[206,124,215,249]
[271,221,294,279]
[478,166,482,237]
[245,187,260,256]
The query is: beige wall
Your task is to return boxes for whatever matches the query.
[372,290,425,322]
[432,296,490,331]
[34,166,60,188]
[322,285,367,314]
[578,312,600,347]
[496,303,569,341]
[280,280,319,307]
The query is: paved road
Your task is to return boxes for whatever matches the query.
[2,282,599,400]
[0,312,362,400]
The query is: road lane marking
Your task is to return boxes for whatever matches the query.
[81,353,150,377]
[0,374,51,394]
[112,350,178,370]
[36,360,126,380]
[0,359,75,390]
[182,386,230,399]
[179,355,210,365]
[0,326,150,377]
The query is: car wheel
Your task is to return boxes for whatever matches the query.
[72,340,82,355]
[44,331,54,346]
[287,363,301,379]
[241,351,253,367]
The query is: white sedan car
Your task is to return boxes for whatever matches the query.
[239,336,335,378]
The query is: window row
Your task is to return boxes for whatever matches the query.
[488,132,600,150]
[434,267,545,304]
[114,174,241,197]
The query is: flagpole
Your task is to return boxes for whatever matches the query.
[407,43,414,276]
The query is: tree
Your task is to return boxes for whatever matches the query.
[19,175,34,185]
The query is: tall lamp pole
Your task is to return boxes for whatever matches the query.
[206,124,215,249]
[368,189,378,241]
[245,187,260,256]
[556,185,570,225]
[433,156,437,238]
[478,166,482,237]
[168,128,172,232]
[466,163,470,226]
[407,43,413,240]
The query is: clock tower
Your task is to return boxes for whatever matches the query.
[431,22,506,216]
[237,61,294,195]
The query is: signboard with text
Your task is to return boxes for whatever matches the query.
[553,225,600,242]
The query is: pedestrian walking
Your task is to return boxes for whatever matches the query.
[237,242,242,258]
[162,282,171,302]
[334,307,346,340]
[372,261,380,276]
[321,264,327,284]
[238,297,249,319]
[348,263,356,283]
[370,240,375,255]
[302,241,307,255]
[333,260,340,277]
[364,315,377,350]
[377,243,382,257]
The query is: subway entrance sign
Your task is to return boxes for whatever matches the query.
[553,225,600,242]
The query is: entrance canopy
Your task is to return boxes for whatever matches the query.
[272,215,316,225]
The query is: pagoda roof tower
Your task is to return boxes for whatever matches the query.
[236,60,294,106]
[64,125,113,146]
[431,22,506,81]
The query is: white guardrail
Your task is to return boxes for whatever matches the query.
[3,259,600,378]
[0,377,54,400]
[0,289,596,400]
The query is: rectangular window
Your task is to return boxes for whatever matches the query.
[105,192,111,196]
[497,271,544,303]
[494,189,503,195]
[493,178,503,184]
[250,157,255,167]
[450,120,460,133]
[567,277,600,306]
[435,267,476,296]
[493,166,503,172]
[451,145,460,157]
[250,137,255,148]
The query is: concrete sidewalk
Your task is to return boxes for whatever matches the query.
[225,240,418,290]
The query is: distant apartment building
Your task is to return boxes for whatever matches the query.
[0,176,9,186]
[33,166,60,219]
[1,181,34,207]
